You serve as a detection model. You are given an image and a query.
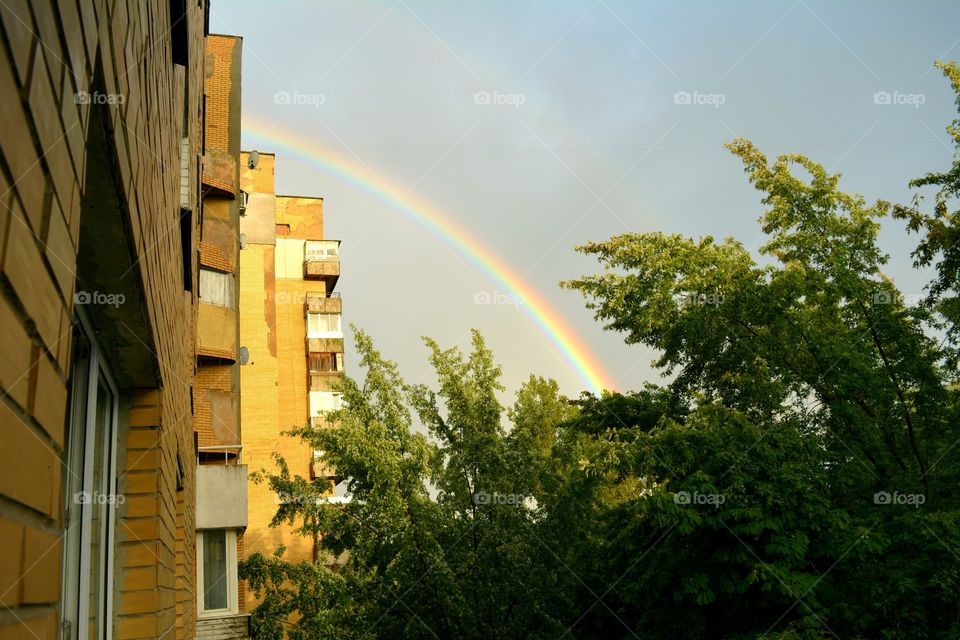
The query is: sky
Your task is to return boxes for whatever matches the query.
[210,0,960,401]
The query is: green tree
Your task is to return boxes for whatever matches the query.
[561,63,960,639]
[241,63,960,640]
[241,329,578,639]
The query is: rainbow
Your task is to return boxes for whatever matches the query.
[243,116,616,395]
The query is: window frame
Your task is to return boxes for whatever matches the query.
[199,267,236,309]
[61,309,120,640]
[309,391,344,416]
[304,240,338,260]
[196,528,239,617]
[306,312,342,339]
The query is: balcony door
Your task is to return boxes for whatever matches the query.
[61,311,120,639]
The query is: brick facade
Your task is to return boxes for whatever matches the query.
[0,1,209,638]
[239,152,344,608]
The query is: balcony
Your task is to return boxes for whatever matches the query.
[196,460,248,529]
[304,291,341,314]
[309,370,344,393]
[304,240,340,290]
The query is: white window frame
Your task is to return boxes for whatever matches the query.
[199,267,236,309]
[309,391,343,417]
[304,240,339,260]
[61,310,120,640]
[196,528,239,617]
[306,312,342,339]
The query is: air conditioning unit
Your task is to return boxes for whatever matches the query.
[239,190,248,216]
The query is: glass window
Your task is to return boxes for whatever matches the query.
[308,352,339,372]
[199,268,235,308]
[61,315,119,640]
[305,240,338,260]
[307,312,342,338]
[202,530,228,611]
[197,528,238,616]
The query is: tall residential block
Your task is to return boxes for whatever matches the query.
[194,34,250,640]
[0,2,249,639]
[238,151,345,602]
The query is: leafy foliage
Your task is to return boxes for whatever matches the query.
[241,64,960,639]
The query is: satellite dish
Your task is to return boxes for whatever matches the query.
[239,346,250,365]
[247,150,259,169]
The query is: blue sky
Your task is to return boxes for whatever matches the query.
[211,0,960,399]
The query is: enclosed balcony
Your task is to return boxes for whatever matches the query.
[308,352,344,393]
[303,240,340,290]
[195,449,248,529]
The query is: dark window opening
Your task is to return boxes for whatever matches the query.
[309,352,338,373]
[179,207,193,291]
[170,0,189,66]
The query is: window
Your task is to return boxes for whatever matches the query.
[180,207,193,292]
[307,312,341,338]
[305,240,339,260]
[199,268,235,308]
[309,391,343,416]
[197,529,238,616]
[308,352,341,373]
[61,312,120,640]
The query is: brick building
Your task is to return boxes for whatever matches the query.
[0,2,247,639]
[238,150,345,598]
[193,34,249,640]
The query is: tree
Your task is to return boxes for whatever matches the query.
[241,329,579,639]
[242,63,960,640]
[561,62,960,639]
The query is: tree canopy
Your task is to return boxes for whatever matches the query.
[240,62,960,639]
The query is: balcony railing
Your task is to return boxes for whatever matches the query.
[197,444,243,465]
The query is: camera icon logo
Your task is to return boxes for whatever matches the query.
[474,91,492,105]
[75,291,91,305]
[274,90,291,105]
[873,91,892,105]
[473,491,491,505]
[473,291,492,304]
[673,91,691,105]
[871,291,894,305]
[673,491,691,505]
[873,491,891,505]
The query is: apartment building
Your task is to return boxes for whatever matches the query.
[0,2,249,639]
[194,34,249,640]
[238,151,344,595]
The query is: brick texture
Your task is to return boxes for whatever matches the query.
[0,1,207,638]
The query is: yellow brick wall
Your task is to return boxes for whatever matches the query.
[239,159,343,616]
[0,1,206,638]
[240,151,276,194]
